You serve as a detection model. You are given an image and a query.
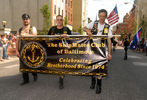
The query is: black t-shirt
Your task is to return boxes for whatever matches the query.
[48,26,71,35]
[124,40,129,49]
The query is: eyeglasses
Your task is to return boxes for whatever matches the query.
[57,19,63,21]
[99,15,106,18]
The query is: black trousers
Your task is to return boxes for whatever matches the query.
[22,72,37,82]
[124,49,128,60]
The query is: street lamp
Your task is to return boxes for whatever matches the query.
[2,21,7,28]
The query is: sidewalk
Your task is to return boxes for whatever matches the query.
[0,56,18,64]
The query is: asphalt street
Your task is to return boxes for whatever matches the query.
[0,47,147,100]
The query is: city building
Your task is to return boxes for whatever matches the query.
[115,6,135,40]
[65,0,73,30]
[0,0,88,34]
[134,0,147,38]
[72,0,88,34]
[52,0,65,26]
[116,23,128,35]
[0,0,52,32]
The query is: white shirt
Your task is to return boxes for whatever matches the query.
[17,26,37,37]
[87,21,112,57]
[3,38,8,47]
[87,21,113,38]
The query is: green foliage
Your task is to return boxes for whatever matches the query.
[78,25,82,35]
[64,17,67,26]
[133,21,137,34]
[120,33,125,40]
[140,17,147,38]
[123,29,127,34]
[40,4,51,35]
[72,26,83,35]
[72,29,77,32]
[38,31,46,35]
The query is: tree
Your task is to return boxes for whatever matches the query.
[64,17,67,26]
[40,4,51,35]
[133,21,137,34]
[78,25,82,35]
[140,17,147,38]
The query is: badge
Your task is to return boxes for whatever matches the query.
[29,27,32,31]
[29,27,33,34]
[64,31,67,34]
[51,32,54,35]
[104,27,108,34]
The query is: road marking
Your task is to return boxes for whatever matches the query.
[133,62,147,67]
[128,55,142,59]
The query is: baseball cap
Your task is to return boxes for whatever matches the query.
[22,14,30,20]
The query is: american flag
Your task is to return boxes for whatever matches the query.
[107,6,119,25]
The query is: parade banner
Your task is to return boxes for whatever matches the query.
[19,36,108,76]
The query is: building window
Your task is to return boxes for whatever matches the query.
[66,0,67,4]
[71,14,72,22]
[62,10,64,16]
[71,1,72,8]
[58,8,60,15]
[68,12,70,21]
[66,10,67,17]
[68,0,70,6]
[54,5,56,14]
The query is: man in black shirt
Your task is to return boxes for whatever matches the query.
[48,25,71,35]
[48,16,71,35]
[48,15,71,89]
[124,38,129,60]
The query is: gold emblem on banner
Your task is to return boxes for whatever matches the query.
[21,42,47,68]
[28,44,40,63]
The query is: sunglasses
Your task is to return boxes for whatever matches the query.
[57,19,63,21]
[23,18,29,20]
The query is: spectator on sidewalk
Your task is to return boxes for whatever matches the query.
[145,39,147,56]
[8,33,13,48]
[0,35,3,61]
[10,33,16,48]
[1,34,9,60]
[136,43,140,52]
[140,38,145,53]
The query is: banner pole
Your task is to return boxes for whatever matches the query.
[19,35,121,38]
